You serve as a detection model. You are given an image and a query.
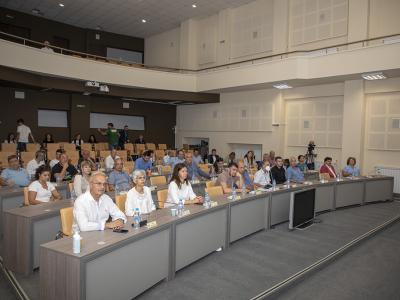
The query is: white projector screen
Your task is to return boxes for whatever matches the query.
[38,109,68,128]
[90,113,145,130]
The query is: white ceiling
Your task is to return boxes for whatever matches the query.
[0,0,254,38]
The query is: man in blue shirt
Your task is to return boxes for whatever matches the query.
[238,160,253,188]
[135,150,153,171]
[286,157,305,182]
[1,155,30,187]
[184,153,210,180]
[108,158,132,191]
[172,149,185,167]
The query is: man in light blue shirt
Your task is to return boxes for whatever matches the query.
[135,151,153,171]
[1,155,30,187]
[108,158,132,191]
[286,157,305,182]
[184,153,210,180]
[192,149,204,165]
[172,149,185,168]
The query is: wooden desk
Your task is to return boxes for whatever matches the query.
[39,176,394,300]
[0,183,68,238]
[3,199,72,275]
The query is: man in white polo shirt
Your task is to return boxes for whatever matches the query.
[16,118,35,152]
[73,172,126,232]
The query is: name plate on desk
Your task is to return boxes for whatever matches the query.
[210,201,218,208]
[227,195,241,200]
[146,221,157,229]
[182,210,191,217]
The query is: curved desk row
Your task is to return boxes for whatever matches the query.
[39,176,393,300]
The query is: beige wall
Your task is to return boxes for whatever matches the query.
[176,78,400,174]
[145,0,400,69]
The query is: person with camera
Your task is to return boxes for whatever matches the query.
[305,140,317,170]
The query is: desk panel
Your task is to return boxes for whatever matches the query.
[86,229,170,300]
[365,178,393,203]
[270,190,291,226]
[175,208,227,271]
[315,185,335,212]
[335,180,364,208]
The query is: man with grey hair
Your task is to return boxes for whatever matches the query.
[74,172,126,231]
[107,158,132,192]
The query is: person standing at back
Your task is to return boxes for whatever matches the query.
[98,123,119,150]
[16,118,35,152]
[118,125,130,150]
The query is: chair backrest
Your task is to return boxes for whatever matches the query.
[150,175,167,186]
[115,194,127,212]
[99,150,110,159]
[62,143,76,152]
[154,150,164,159]
[158,144,167,150]
[1,143,16,152]
[81,144,92,151]
[21,152,36,165]
[95,143,104,151]
[146,143,156,150]
[198,164,209,174]
[116,150,127,161]
[123,161,135,175]
[0,152,15,167]
[47,143,61,153]
[161,165,172,175]
[23,187,30,206]
[205,180,215,189]
[205,186,223,197]
[65,151,80,159]
[26,143,40,152]
[60,207,74,236]
[156,189,168,208]
[124,143,134,153]
[135,144,146,154]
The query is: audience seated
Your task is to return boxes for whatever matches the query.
[254,160,272,188]
[49,149,63,168]
[71,133,84,151]
[105,149,119,170]
[26,151,45,178]
[108,158,132,192]
[125,170,155,215]
[28,165,61,205]
[297,155,308,172]
[227,152,237,165]
[213,157,225,175]
[163,150,173,165]
[1,155,30,187]
[192,149,204,165]
[166,163,203,206]
[286,157,305,182]
[319,157,337,178]
[78,149,97,171]
[88,135,97,144]
[42,133,55,148]
[184,152,210,180]
[74,172,126,232]
[4,133,16,144]
[237,160,253,189]
[216,162,244,194]
[135,134,146,144]
[342,157,360,177]
[51,153,78,182]
[73,161,92,196]
[271,156,286,184]
[268,150,276,167]
[41,40,54,52]
[135,150,153,171]
[244,150,257,169]
[208,148,220,164]
[172,149,185,167]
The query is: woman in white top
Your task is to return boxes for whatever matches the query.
[125,170,155,216]
[166,163,203,206]
[28,165,61,205]
[73,160,91,196]
[71,133,84,151]
[244,150,256,169]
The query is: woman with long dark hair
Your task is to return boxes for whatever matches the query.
[27,165,61,205]
[4,133,16,144]
[166,163,203,206]
[244,150,256,169]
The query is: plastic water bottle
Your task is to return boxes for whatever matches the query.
[286,178,290,188]
[272,179,276,191]
[133,208,141,229]
[178,198,184,216]
[72,227,81,254]
[241,184,246,197]
[203,192,211,208]
[336,172,341,181]
[231,186,237,200]
[70,187,76,201]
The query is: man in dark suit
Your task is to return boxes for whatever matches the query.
[135,134,145,144]
[208,149,220,164]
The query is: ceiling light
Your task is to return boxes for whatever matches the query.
[273,83,292,89]
[96,25,103,30]
[141,19,147,23]
[31,8,41,14]
[59,3,65,7]
[192,4,197,8]
[361,72,386,80]
[5,14,15,19]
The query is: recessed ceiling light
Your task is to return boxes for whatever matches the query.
[31,8,41,14]
[361,72,386,80]
[141,19,147,23]
[273,83,292,89]
[5,14,14,19]
[192,4,197,8]
[96,25,103,30]
[59,3,65,7]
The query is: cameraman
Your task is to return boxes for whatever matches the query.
[305,140,317,170]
